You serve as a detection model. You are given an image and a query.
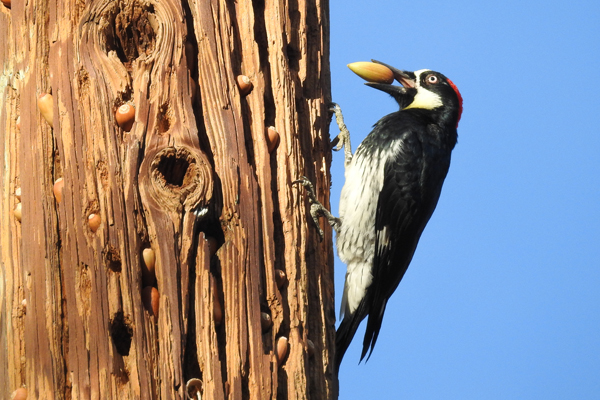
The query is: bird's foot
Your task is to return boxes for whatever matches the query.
[329,103,353,166]
[293,176,341,241]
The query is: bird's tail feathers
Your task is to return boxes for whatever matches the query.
[335,299,369,374]
[360,299,388,362]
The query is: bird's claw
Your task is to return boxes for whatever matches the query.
[293,176,325,241]
[293,176,341,241]
[329,102,341,113]
[329,103,353,165]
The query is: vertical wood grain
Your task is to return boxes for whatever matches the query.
[0,0,334,398]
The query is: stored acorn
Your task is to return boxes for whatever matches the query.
[14,203,22,222]
[185,42,197,71]
[142,248,156,285]
[185,378,203,399]
[11,388,27,400]
[275,269,287,289]
[266,126,280,153]
[14,187,21,201]
[1,0,11,9]
[88,213,101,232]
[348,61,394,84]
[260,312,272,332]
[236,75,253,96]
[53,178,64,203]
[115,104,135,132]
[190,78,198,104]
[276,336,289,365]
[37,93,54,128]
[306,339,315,358]
[142,286,160,319]
[212,278,223,325]
[16,116,20,130]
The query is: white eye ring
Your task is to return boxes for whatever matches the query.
[427,74,438,84]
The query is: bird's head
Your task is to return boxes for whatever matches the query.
[365,60,463,129]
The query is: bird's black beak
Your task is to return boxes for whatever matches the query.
[365,60,417,107]
[371,60,416,88]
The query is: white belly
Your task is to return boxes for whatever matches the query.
[337,149,385,316]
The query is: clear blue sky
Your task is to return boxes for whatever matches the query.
[328,1,600,398]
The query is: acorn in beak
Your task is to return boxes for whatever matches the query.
[348,60,418,107]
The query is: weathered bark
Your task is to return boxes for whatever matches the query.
[0,0,334,398]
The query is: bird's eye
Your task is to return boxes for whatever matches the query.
[426,74,438,84]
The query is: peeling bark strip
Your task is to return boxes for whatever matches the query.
[0,0,334,398]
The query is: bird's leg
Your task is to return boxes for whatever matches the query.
[330,103,353,168]
[293,103,348,240]
[293,176,341,241]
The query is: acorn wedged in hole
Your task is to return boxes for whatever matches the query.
[212,278,223,325]
[275,269,287,289]
[11,388,27,400]
[142,248,156,285]
[53,178,64,203]
[348,61,394,84]
[190,78,198,104]
[14,203,22,222]
[306,339,315,358]
[88,213,101,232]
[185,42,196,71]
[1,0,11,9]
[266,126,280,153]
[142,286,160,319]
[276,336,289,365]
[186,378,203,400]
[14,187,21,201]
[37,93,54,128]
[115,104,135,132]
[261,312,272,332]
[236,75,253,96]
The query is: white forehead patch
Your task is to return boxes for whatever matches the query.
[403,69,443,111]
[414,69,432,84]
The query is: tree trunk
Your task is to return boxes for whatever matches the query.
[0,0,335,398]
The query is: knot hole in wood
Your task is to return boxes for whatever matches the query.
[95,0,157,69]
[150,146,213,213]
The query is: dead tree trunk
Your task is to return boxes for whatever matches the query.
[0,0,335,398]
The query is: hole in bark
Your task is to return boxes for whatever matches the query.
[286,44,300,71]
[114,1,157,64]
[104,245,122,272]
[76,67,90,96]
[110,311,133,356]
[84,200,100,217]
[150,146,213,213]
[97,159,110,190]
[197,220,225,256]
[156,153,192,188]
[157,103,171,133]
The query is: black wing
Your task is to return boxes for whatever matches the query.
[335,116,452,370]
[360,129,450,361]
[359,131,423,361]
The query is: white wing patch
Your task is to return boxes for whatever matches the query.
[377,225,390,254]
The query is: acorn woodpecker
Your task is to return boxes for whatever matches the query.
[296,60,463,372]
